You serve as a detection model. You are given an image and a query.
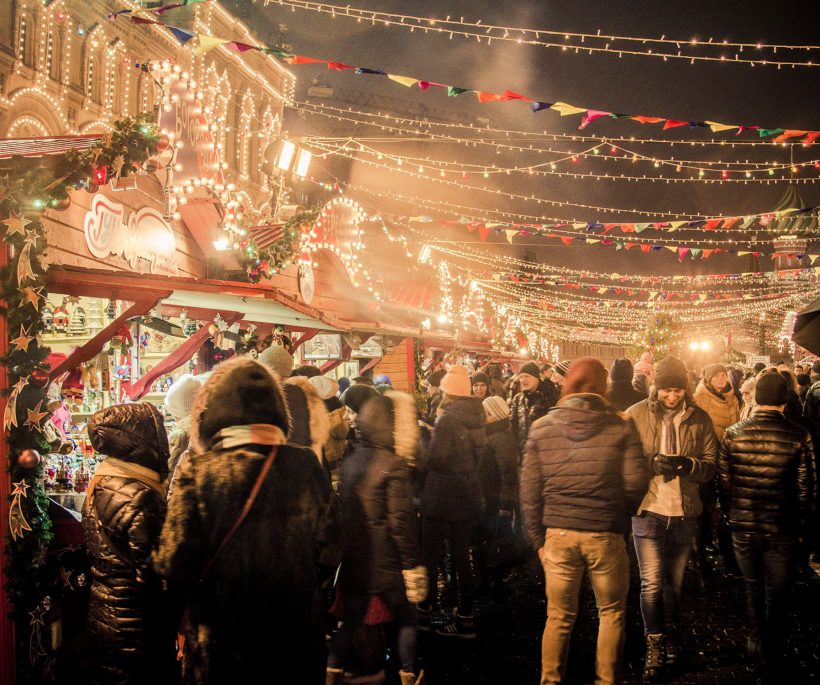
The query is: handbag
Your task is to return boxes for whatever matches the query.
[176,447,277,659]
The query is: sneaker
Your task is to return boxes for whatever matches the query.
[416,606,431,632]
[434,613,476,639]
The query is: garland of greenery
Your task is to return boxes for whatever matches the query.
[242,209,319,284]
[1,113,158,683]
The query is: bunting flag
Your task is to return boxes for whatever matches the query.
[120,15,820,144]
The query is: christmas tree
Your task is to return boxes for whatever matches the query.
[630,311,681,359]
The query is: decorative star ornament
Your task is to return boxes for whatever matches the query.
[24,228,39,248]
[28,606,45,627]
[24,400,48,432]
[10,324,34,353]
[11,480,30,497]
[20,285,44,310]
[59,567,73,589]
[2,211,31,238]
[12,375,30,394]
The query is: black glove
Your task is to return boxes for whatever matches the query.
[652,454,678,477]
[675,456,695,477]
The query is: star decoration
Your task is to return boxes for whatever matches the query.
[24,400,48,432]
[2,211,31,238]
[24,229,39,248]
[12,375,30,394]
[11,480,30,497]
[10,324,34,353]
[20,285,44,310]
[59,567,73,589]
[28,606,45,627]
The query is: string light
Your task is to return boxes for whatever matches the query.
[265,0,820,69]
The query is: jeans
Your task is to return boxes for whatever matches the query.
[632,514,697,634]
[327,587,418,673]
[540,529,630,685]
[732,531,796,662]
[421,518,474,615]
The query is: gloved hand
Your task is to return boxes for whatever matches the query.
[675,456,695,477]
[402,566,429,605]
[652,454,679,477]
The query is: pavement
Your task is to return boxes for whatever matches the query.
[412,547,820,685]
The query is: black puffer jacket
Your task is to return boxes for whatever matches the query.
[804,379,820,430]
[480,419,520,513]
[510,386,553,453]
[420,396,486,521]
[718,410,815,535]
[155,358,340,685]
[607,380,647,412]
[82,403,176,685]
[521,394,649,546]
[339,392,421,594]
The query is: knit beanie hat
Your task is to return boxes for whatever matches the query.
[797,372,811,388]
[755,371,788,406]
[440,365,472,397]
[609,358,634,383]
[554,360,572,378]
[562,357,607,397]
[483,395,510,422]
[471,371,490,386]
[519,362,541,380]
[343,384,379,413]
[164,373,203,420]
[258,344,294,379]
[338,377,351,395]
[702,363,727,384]
[634,351,655,377]
[290,364,321,379]
[813,360,820,375]
[654,356,688,390]
[427,368,446,388]
[374,374,392,386]
[309,375,339,400]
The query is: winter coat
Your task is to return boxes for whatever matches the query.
[481,419,520,512]
[626,392,718,518]
[521,394,649,547]
[154,358,341,685]
[539,378,560,408]
[804,379,820,430]
[718,410,815,536]
[166,414,192,500]
[509,386,553,454]
[693,381,741,440]
[82,403,175,685]
[420,396,487,522]
[338,392,420,594]
[607,380,647,412]
[284,375,331,463]
[324,396,350,469]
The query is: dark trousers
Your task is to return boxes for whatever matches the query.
[732,531,796,662]
[421,517,475,615]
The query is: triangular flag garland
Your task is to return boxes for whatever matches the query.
[118,14,820,144]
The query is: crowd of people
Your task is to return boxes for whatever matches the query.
[76,345,817,685]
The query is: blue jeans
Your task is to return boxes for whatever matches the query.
[732,532,796,662]
[632,514,697,634]
[327,587,418,673]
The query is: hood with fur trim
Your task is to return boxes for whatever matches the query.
[283,375,331,458]
[357,390,420,465]
[189,357,290,454]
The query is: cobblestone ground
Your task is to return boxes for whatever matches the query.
[413,548,820,685]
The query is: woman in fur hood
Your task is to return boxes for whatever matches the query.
[154,358,341,685]
[327,390,427,685]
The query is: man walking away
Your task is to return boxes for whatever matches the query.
[626,356,718,681]
[521,358,649,685]
[718,372,815,677]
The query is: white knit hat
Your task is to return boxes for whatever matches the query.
[309,375,339,400]
[483,396,510,422]
[258,344,294,379]
[164,373,203,420]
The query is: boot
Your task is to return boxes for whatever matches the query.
[643,633,665,682]
[665,624,681,666]
[326,667,344,685]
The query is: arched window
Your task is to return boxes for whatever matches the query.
[137,71,156,113]
[48,26,63,82]
[19,12,35,67]
[239,91,255,179]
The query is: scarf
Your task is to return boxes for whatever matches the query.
[661,405,684,455]
[211,424,287,451]
[89,457,167,498]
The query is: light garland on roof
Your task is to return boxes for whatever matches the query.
[265,0,820,69]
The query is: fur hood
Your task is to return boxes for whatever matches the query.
[357,390,420,465]
[189,358,290,454]
[283,376,331,456]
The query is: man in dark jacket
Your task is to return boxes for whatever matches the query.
[155,358,340,685]
[607,357,647,411]
[803,359,820,562]
[328,391,427,685]
[83,403,176,685]
[509,361,554,454]
[626,356,718,681]
[718,372,815,672]
[521,357,649,685]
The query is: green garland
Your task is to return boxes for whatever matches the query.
[242,209,319,284]
[1,113,158,683]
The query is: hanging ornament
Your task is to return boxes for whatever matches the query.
[1,211,31,238]
[16,239,35,285]
[24,400,49,432]
[30,367,50,388]
[155,134,170,152]
[17,449,41,469]
[19,285,44,310]
[10,324,35,353]
[9,480,32,541]
[92,165,109,186]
